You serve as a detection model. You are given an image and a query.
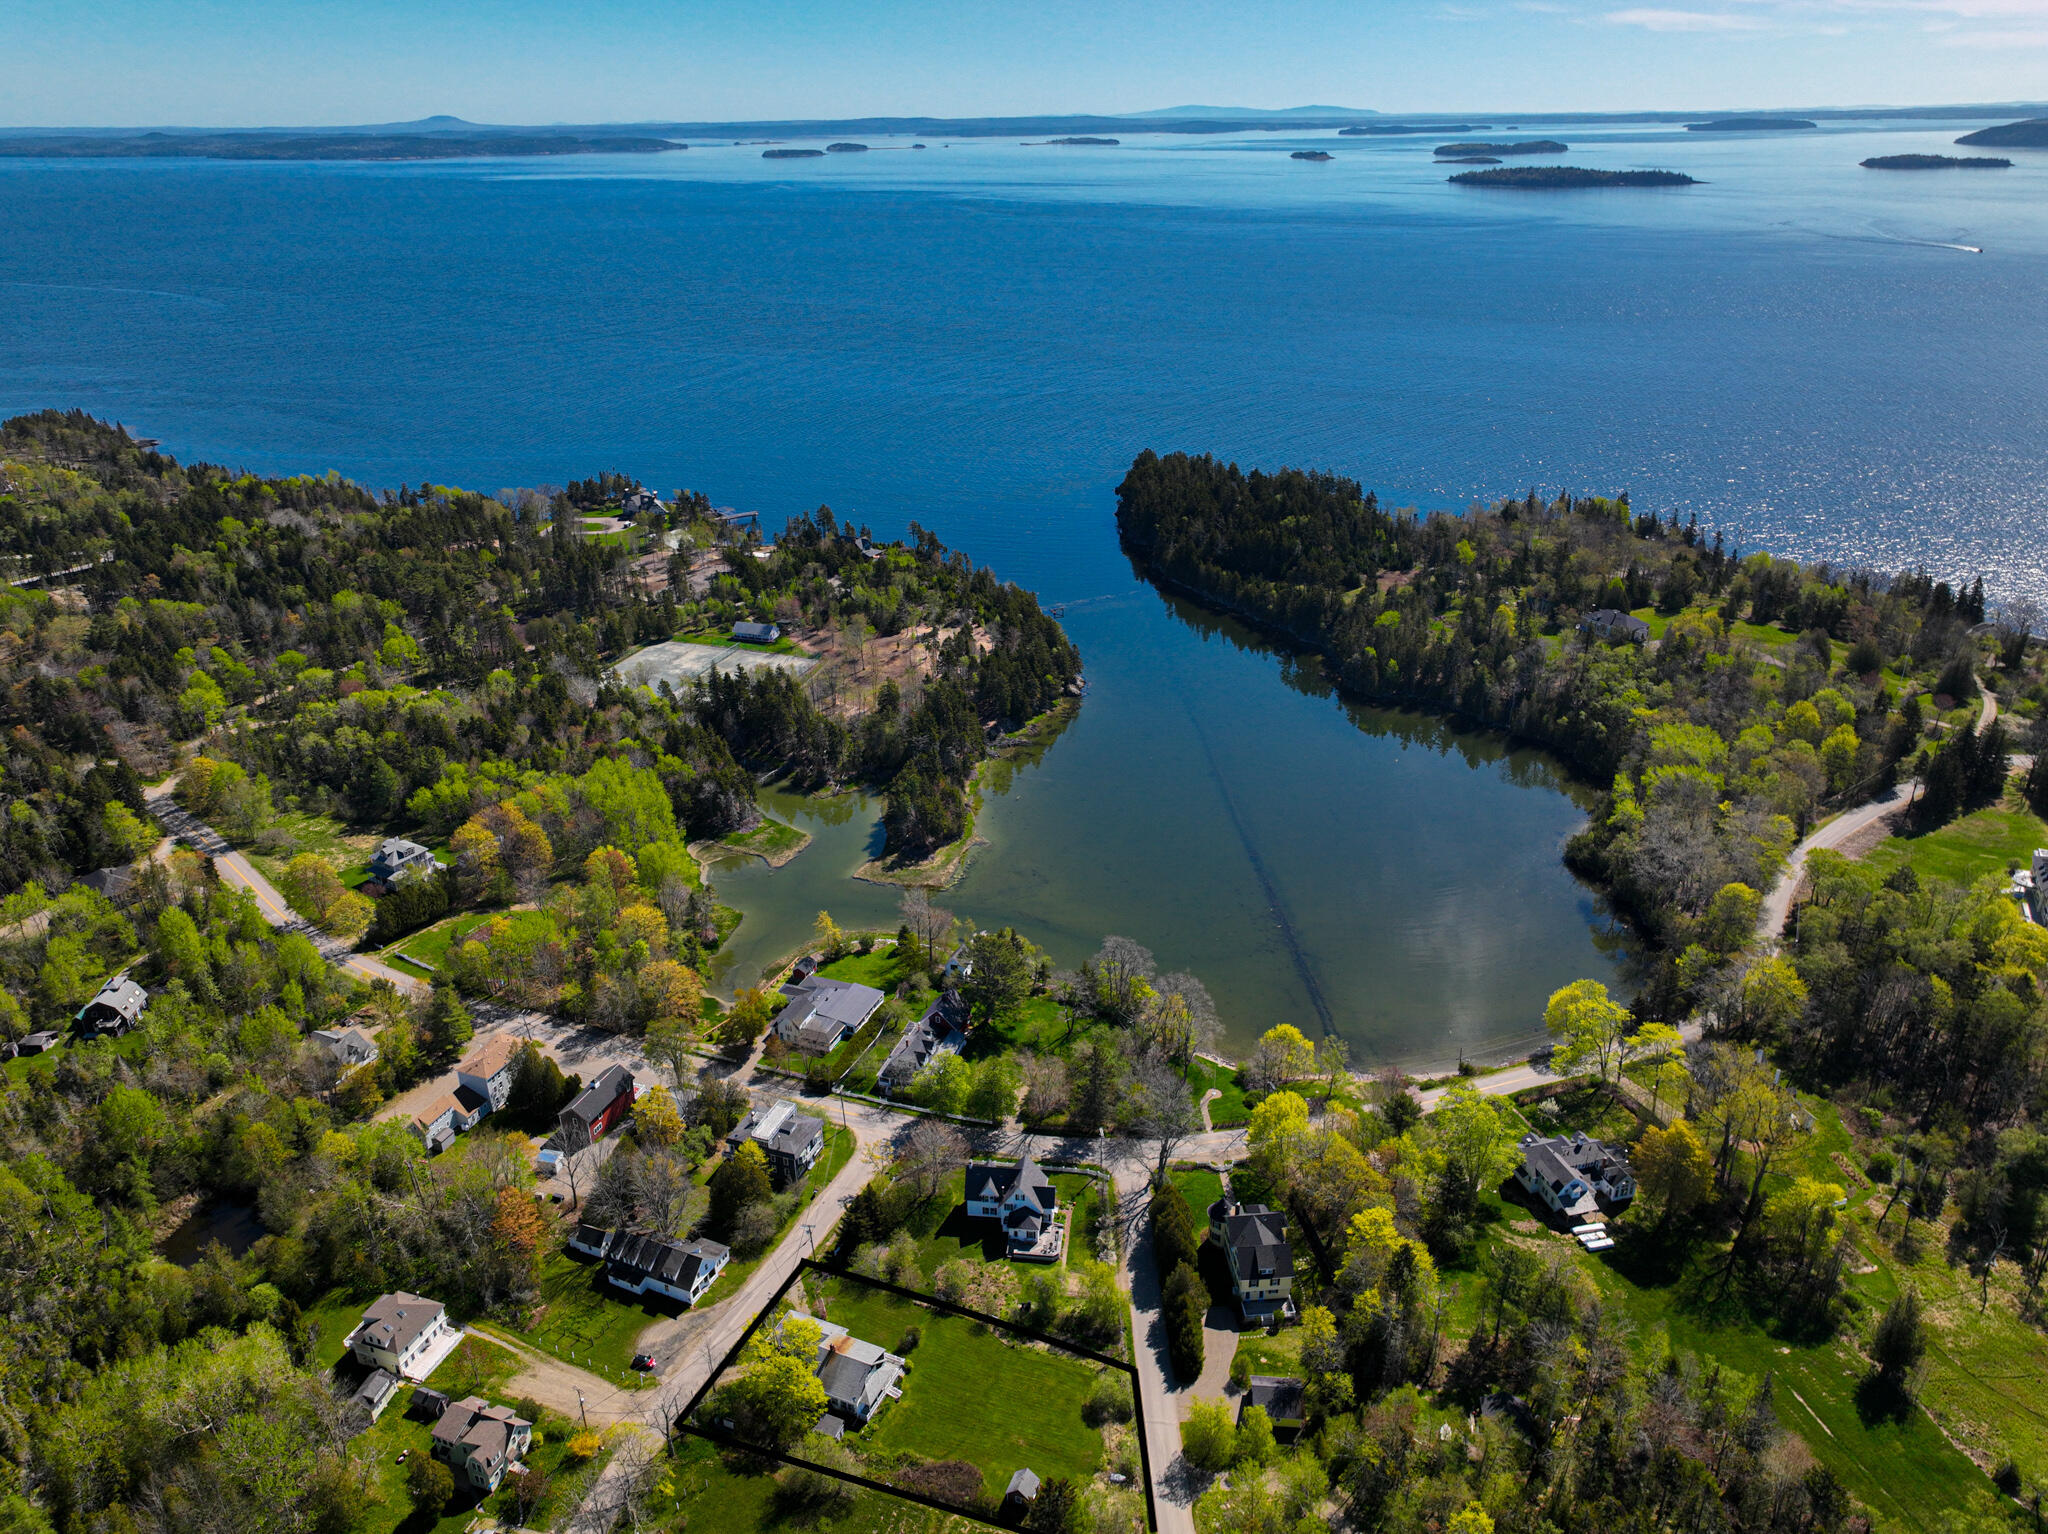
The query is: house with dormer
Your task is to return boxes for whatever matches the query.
[964,1155,1063,1261]
[428,1396,532,1492]
[1515,1130,1635,1220]
[1208,1193,1296,1322]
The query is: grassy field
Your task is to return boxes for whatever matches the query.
[494,1249,667,1388]
[818,945,910,992]
[967,994,1070,1058]
[1170,1166,1225,1224]
[653,1437,985,1534]
[1863,779,2046,888]
[812,1274,1107,1497]
[383,909,497,972]
[694,1123,858,1309]
[678,627,811,657]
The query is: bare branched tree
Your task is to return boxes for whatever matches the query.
[1130,1053,1202,1189]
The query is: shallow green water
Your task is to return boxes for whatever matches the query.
[708,587,1631,1070]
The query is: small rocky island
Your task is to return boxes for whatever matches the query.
[1043,136,1119,146]
[1862,153,2012,170]
[1291,150,1333,161]
[762,148,826,159]
[825,142,869,153]
[1956,117,2048,148]
[1440,155,1502,165]
[1685,117,1816,131]
[1435,139,1566,156]
[1451,166,1697,188]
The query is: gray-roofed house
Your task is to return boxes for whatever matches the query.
[732,620,781,644]
[368,836,441,887]
[17,1030,60,1056]
[430,1396,533,1492]
[1003,1468,1041,1517]
[603,1230,731,1304]
[345,1292,453,1378]
[727,1100,827,1187]
[878,991,967,1093]
[804,1319,905,1423]
[565,1222,615,1260]
[311,1026,379,1070]
[1208,1194,1296,1322]
[558,1062,638,1152]
[1580,608,1652,644]
[1515,1130,1636,1220]
[350,1368,403,1424]
[75,975,147,1036]
[964,1155,1063,1261]
[1242,1375,1307,1438]
[774,973,885,1055]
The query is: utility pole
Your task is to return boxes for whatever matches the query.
[577,1389,589,1432]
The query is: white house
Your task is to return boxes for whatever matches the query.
[455,1036,523,1113]
[1515,1130,1636,1219]
[345,1292,453,1379]
[964,1155,1062,1261]
[773,973,885,1054]
[603,1231,732,1304]
[409,1086,489,1153]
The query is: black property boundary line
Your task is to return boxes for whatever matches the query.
[674,1257,1159,1532]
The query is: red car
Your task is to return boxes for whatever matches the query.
[632,1353,657,1372]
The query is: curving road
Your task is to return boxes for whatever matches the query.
[144,781,426,995]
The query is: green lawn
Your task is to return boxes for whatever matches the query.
[817,945,909,991]
[1186,1056,1250,1125]
[694,1123,858,1309]
[1863,779,2046,888]
[491,1248,666,1388]
[652,1437,983,1534]
[1513,1081,1643,1146]
[811,1274,1107,1497]
[1231,1327,1304,1379]
[383,909,497,973]
[967,993,1070,1058]
[1170,1166,1225,1225]
[677,627,811,657]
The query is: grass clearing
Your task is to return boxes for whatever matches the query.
[818,944,909,992]
[723,817,810,864]
[383,908,496,972]
[653,1437,984,1534]
[1186,1056,1250,1125]
[811,1273,1107,1497]
[1863,779,2046,888]
[1170,1166,1225,1224]
[494,1248,666,1388]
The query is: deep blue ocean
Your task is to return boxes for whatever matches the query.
[4,118,2043,1063]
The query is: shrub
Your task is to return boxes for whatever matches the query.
[1993,1460,2022,1498]
[406,1456,454,1513]
[1866,1150,1896,1184]
[1083,1370,1133,1426]
[1229,1351,1251,1390]
[1181,1398,1236,1474]
[898,1324,922,1354]
[895,1459,987,1510]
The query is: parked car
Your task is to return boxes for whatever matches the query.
[631,1353,657,1372]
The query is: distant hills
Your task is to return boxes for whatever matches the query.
[1121,104,1378,119]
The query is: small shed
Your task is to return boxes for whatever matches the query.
[1003,1468,1041,1518]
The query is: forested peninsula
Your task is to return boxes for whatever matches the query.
[1116,451,2044,1018]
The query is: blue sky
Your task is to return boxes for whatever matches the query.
[6,0,2045,127]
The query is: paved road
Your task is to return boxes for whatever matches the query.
[143,782,427,996]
